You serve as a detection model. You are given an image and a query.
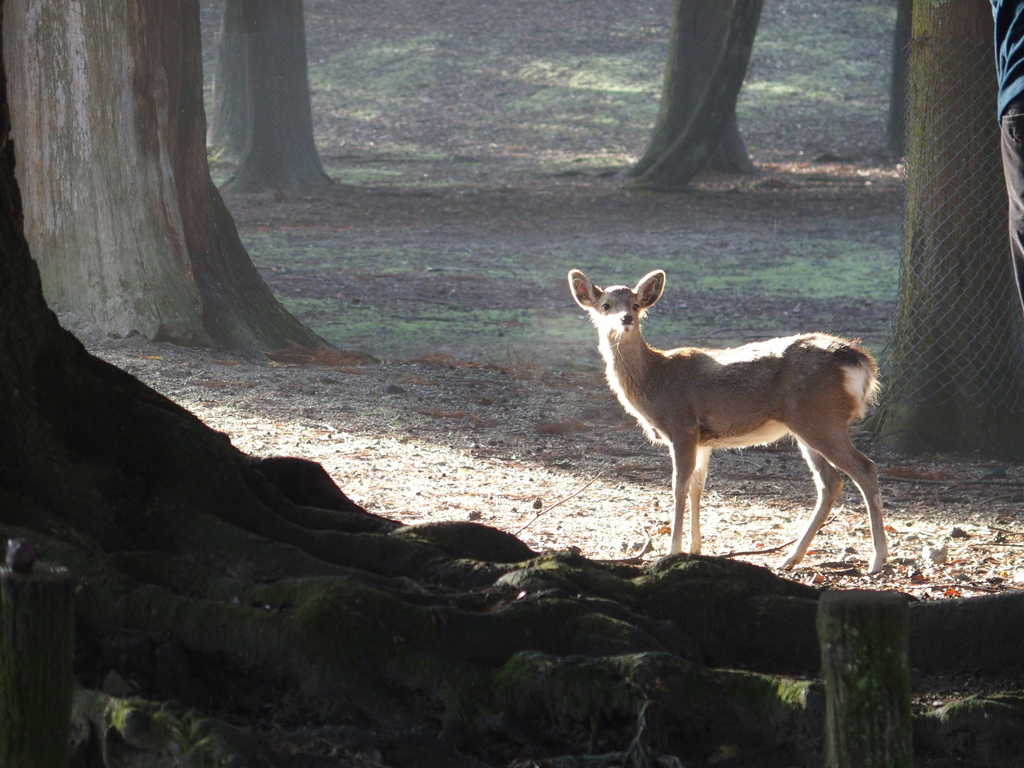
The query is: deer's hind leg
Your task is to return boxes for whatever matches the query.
[788,427,887,573]
[779,438,844,570]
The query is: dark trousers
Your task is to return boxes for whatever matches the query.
[999,96,1024,320]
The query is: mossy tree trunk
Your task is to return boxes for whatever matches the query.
[220,0,331,193]
[3,0,327,354]
[818,591,912,768]
[872,0,1024,458]
[0,564,74,768]
[624,0,762,191]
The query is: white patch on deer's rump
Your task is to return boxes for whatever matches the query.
[842,364,876,419]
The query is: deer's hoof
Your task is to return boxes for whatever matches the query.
[867,557,887,575]
[777,553,799,570]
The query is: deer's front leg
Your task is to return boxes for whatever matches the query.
[668,439,699,555]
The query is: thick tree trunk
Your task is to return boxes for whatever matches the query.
[625,0,761,190]
[3,0,326,354]
[873,0,1024,458]
[207,0,248,162]
[220,0,331,193]
[3,0,207,344]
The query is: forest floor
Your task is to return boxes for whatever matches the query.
[63,0,1024,746]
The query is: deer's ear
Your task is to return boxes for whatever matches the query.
[568,270,602,309]
[635,270,665,308]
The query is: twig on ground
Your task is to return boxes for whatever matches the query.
[513,468,612,536]
[989,525,1024,537]
[723,538,798,559]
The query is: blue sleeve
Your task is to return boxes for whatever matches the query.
[994,0,1024,116]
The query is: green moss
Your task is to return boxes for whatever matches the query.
[75,691,267,767]
[483,651,646,725]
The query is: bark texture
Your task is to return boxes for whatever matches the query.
[818,591,912,768]
[873,0,1024,458]
[625,0,762,190]
[0,564,74,768]
[3,0,327,354]
[220,0,331,193]
[3,0,206,343]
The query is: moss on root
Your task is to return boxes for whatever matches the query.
[71,689,277,768]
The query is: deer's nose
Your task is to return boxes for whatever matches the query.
[622,314,634,325]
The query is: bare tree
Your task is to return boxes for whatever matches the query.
[220,0,331,193]
[624,0,762,190]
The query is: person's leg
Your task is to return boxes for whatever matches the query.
[999,95,1024,320]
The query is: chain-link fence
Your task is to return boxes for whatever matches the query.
[879,37,1024,433]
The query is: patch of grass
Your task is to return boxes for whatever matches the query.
[240,227,897,365]
[738,2,895,146]
[691,240,897,301]
[309,37,445,124]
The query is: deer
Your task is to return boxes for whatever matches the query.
[568,268,888,574]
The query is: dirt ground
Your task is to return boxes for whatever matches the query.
[63,0,1024,736]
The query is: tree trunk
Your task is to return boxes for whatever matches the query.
[872,0,1024,458]
[3,0,326,354]
[818,591,912,768]
[886,0,913,158]
[625,0,762,190]
[0,560,74,768]
[207,0,248,162]
[3,0,207,344]
[220,0,331,193]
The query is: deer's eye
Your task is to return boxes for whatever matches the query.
[602,303,611,311]
[633,304,640,311]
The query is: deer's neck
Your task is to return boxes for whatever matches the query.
[598,331,659,410]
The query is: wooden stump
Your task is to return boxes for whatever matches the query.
[0,543,74,768]
[817,590,912,768]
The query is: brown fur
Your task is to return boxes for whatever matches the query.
[569,268,888,573]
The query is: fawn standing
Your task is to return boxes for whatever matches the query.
[568,268,888,573]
